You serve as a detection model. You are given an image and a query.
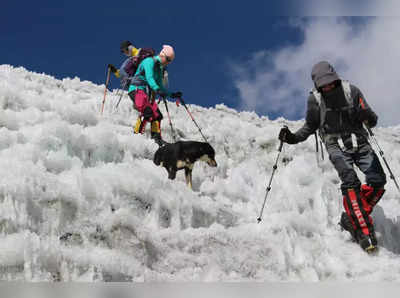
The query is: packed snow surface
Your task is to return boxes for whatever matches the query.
[0,65,400,281]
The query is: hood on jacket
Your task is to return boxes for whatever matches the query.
[311,61,340,88]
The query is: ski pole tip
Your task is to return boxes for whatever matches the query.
[257,217,262,223]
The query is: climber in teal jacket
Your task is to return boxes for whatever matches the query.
[128,45,182,146]
[128,55,170,96]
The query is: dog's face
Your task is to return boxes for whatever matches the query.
[199,143,217,167]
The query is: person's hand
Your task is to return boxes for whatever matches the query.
[171,91,183,99]
[358,109,377,127]
[108,64,118,74]
[358,108,374,124]
[358,108,370,121]
[278,126,298,144]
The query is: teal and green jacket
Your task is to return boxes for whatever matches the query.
[128,56,171,96]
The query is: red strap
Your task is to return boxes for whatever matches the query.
[343,196,357,230]
[348,189,370,236]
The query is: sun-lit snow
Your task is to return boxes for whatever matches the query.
[0,65,399,281]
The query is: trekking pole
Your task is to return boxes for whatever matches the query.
[114,89,123,109]
[314,132,320,166]
[115,79,131,110]
[364,123,400,194]
[101,66,111,116]
[179,97,208,143]
[257,138,285,223]
[320,139,324,161]
[162,97,178,142]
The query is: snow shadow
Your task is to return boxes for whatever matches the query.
[373,206,400,255]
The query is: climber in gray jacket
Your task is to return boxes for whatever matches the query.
[278,61,386,253]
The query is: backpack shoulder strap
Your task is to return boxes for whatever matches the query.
[310,88,325,131]
[312,81,352,106]
[341,80,353,106]
[312,88,322,106]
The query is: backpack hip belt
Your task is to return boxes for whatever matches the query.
[323,132,369,152]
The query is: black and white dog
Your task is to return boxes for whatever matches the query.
[153,141,217,189]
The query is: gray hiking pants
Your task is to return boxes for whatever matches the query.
[327,142,386,194]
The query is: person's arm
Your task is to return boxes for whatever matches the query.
[279,94,319,144]
[293,94,320,142]
[352,85,378,128]
[118,58,131,79]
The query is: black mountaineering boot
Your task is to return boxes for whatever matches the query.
[355,230,377,254]
[340,212,377,253]
[369,227,378,247]
[340,212,357,241]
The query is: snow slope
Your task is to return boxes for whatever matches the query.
[0,65,400,281]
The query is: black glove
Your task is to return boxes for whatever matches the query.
[170,91,183,99]
[108,64,118,74]
[278,127,298,144]
[358,109,377,127]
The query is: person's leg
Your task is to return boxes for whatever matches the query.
[128,89,151,134]
[151,120,161,138]
[134,116,146,134]
[150,105,165,146]
[327,145,361,192]
[328,145,374,244]
[354,143,386,247]
[354,143,386,213]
